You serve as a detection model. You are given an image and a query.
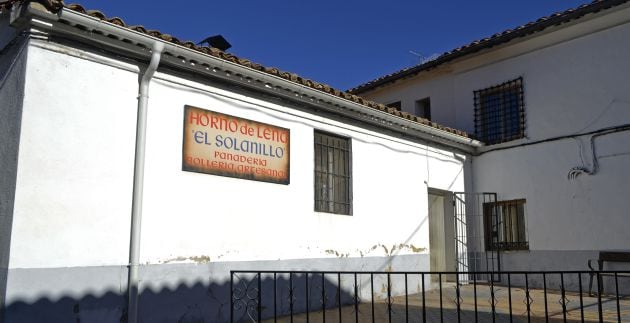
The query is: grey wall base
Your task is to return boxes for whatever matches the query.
[4,254,428,323]
[500,250,599,271]
[7,251,629,322]
[499,250,630,294]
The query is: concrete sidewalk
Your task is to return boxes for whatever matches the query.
[261,284,630,322]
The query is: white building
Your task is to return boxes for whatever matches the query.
[352,0,630,274]
[2,0,630,322]
[0,1,478,322]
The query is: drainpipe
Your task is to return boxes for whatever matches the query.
[128,41,164,323]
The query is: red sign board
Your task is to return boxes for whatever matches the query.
[182,105,290,184]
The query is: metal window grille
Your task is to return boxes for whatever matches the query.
[484,199,528,251]
[474,77,525,144]
[314,131,352,215]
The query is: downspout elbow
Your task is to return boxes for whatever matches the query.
[140,42,164,92]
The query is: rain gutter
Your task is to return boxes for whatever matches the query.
[26,5,481,154]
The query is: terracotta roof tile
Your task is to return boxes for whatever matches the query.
[0,0,470,139]
[349,0,630,94]
[0,0,60,11]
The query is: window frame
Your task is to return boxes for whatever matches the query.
[483,199,528,251]
[313,130,353,215]
[474,77,525,145]
[414,97,431,120]
[386,101,402,111]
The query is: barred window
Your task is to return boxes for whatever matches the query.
[474,77,525,144]
[314,131,352,215]
[484,199,528,251]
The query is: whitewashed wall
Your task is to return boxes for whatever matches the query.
[8,40,466,270]
[360,6,630,268]
[10,42,139,269]
[4,40,468,321]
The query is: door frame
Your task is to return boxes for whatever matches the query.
[427,188,456,282]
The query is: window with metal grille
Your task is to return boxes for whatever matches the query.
[484,199,528,251]
[314,131,352,215]
[474,77,525,144]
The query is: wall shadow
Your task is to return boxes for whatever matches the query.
[4,273,354,323]
[230,273,356,322]
[0,34,29,323]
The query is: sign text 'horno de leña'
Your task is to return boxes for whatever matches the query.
[182,105,290,184]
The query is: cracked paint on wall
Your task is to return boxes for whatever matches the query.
[159,255,211,264]
[323,243,427,259]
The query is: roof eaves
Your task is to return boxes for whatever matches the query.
[14,0,477,149]
[349,0,630,94]
[54,3,474,138]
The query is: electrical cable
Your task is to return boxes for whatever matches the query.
[477,123,630,156]
[567,126,630,179]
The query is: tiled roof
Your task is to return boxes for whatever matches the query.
[349,0,630,94]
[0,0,60,11]
[0,0,469,138]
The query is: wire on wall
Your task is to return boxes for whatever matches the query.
[567,126,630,180]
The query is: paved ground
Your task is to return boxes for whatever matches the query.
[261,284,630,322]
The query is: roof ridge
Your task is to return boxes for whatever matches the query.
[348,0,630,94]
[3,0,469,138]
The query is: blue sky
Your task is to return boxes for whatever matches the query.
[74,0,587,90]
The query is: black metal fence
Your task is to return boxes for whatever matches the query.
[230,270,630,322]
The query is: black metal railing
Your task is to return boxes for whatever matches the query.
[230,270,630,322]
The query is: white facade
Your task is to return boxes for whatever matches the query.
[359,2,630,270]
[9,41,468,268]
[0,9,470,320]
[4,1,630,322]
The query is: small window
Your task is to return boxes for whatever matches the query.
[314,131,352,215]
[484,199,528,251]
[415,97,431,120]
[386,101,402,111]
[474,77,525,144]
